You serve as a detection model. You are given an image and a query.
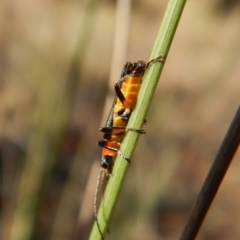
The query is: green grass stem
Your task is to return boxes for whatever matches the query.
[89,0,187,239]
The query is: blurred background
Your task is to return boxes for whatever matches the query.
[0,0,240,240]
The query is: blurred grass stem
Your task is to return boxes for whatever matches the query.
[180,106,240,240]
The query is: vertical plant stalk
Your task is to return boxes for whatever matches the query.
[89,0,187,239]
[9,1,101,239]
[49,0,100,239]
[180,106,240,240]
